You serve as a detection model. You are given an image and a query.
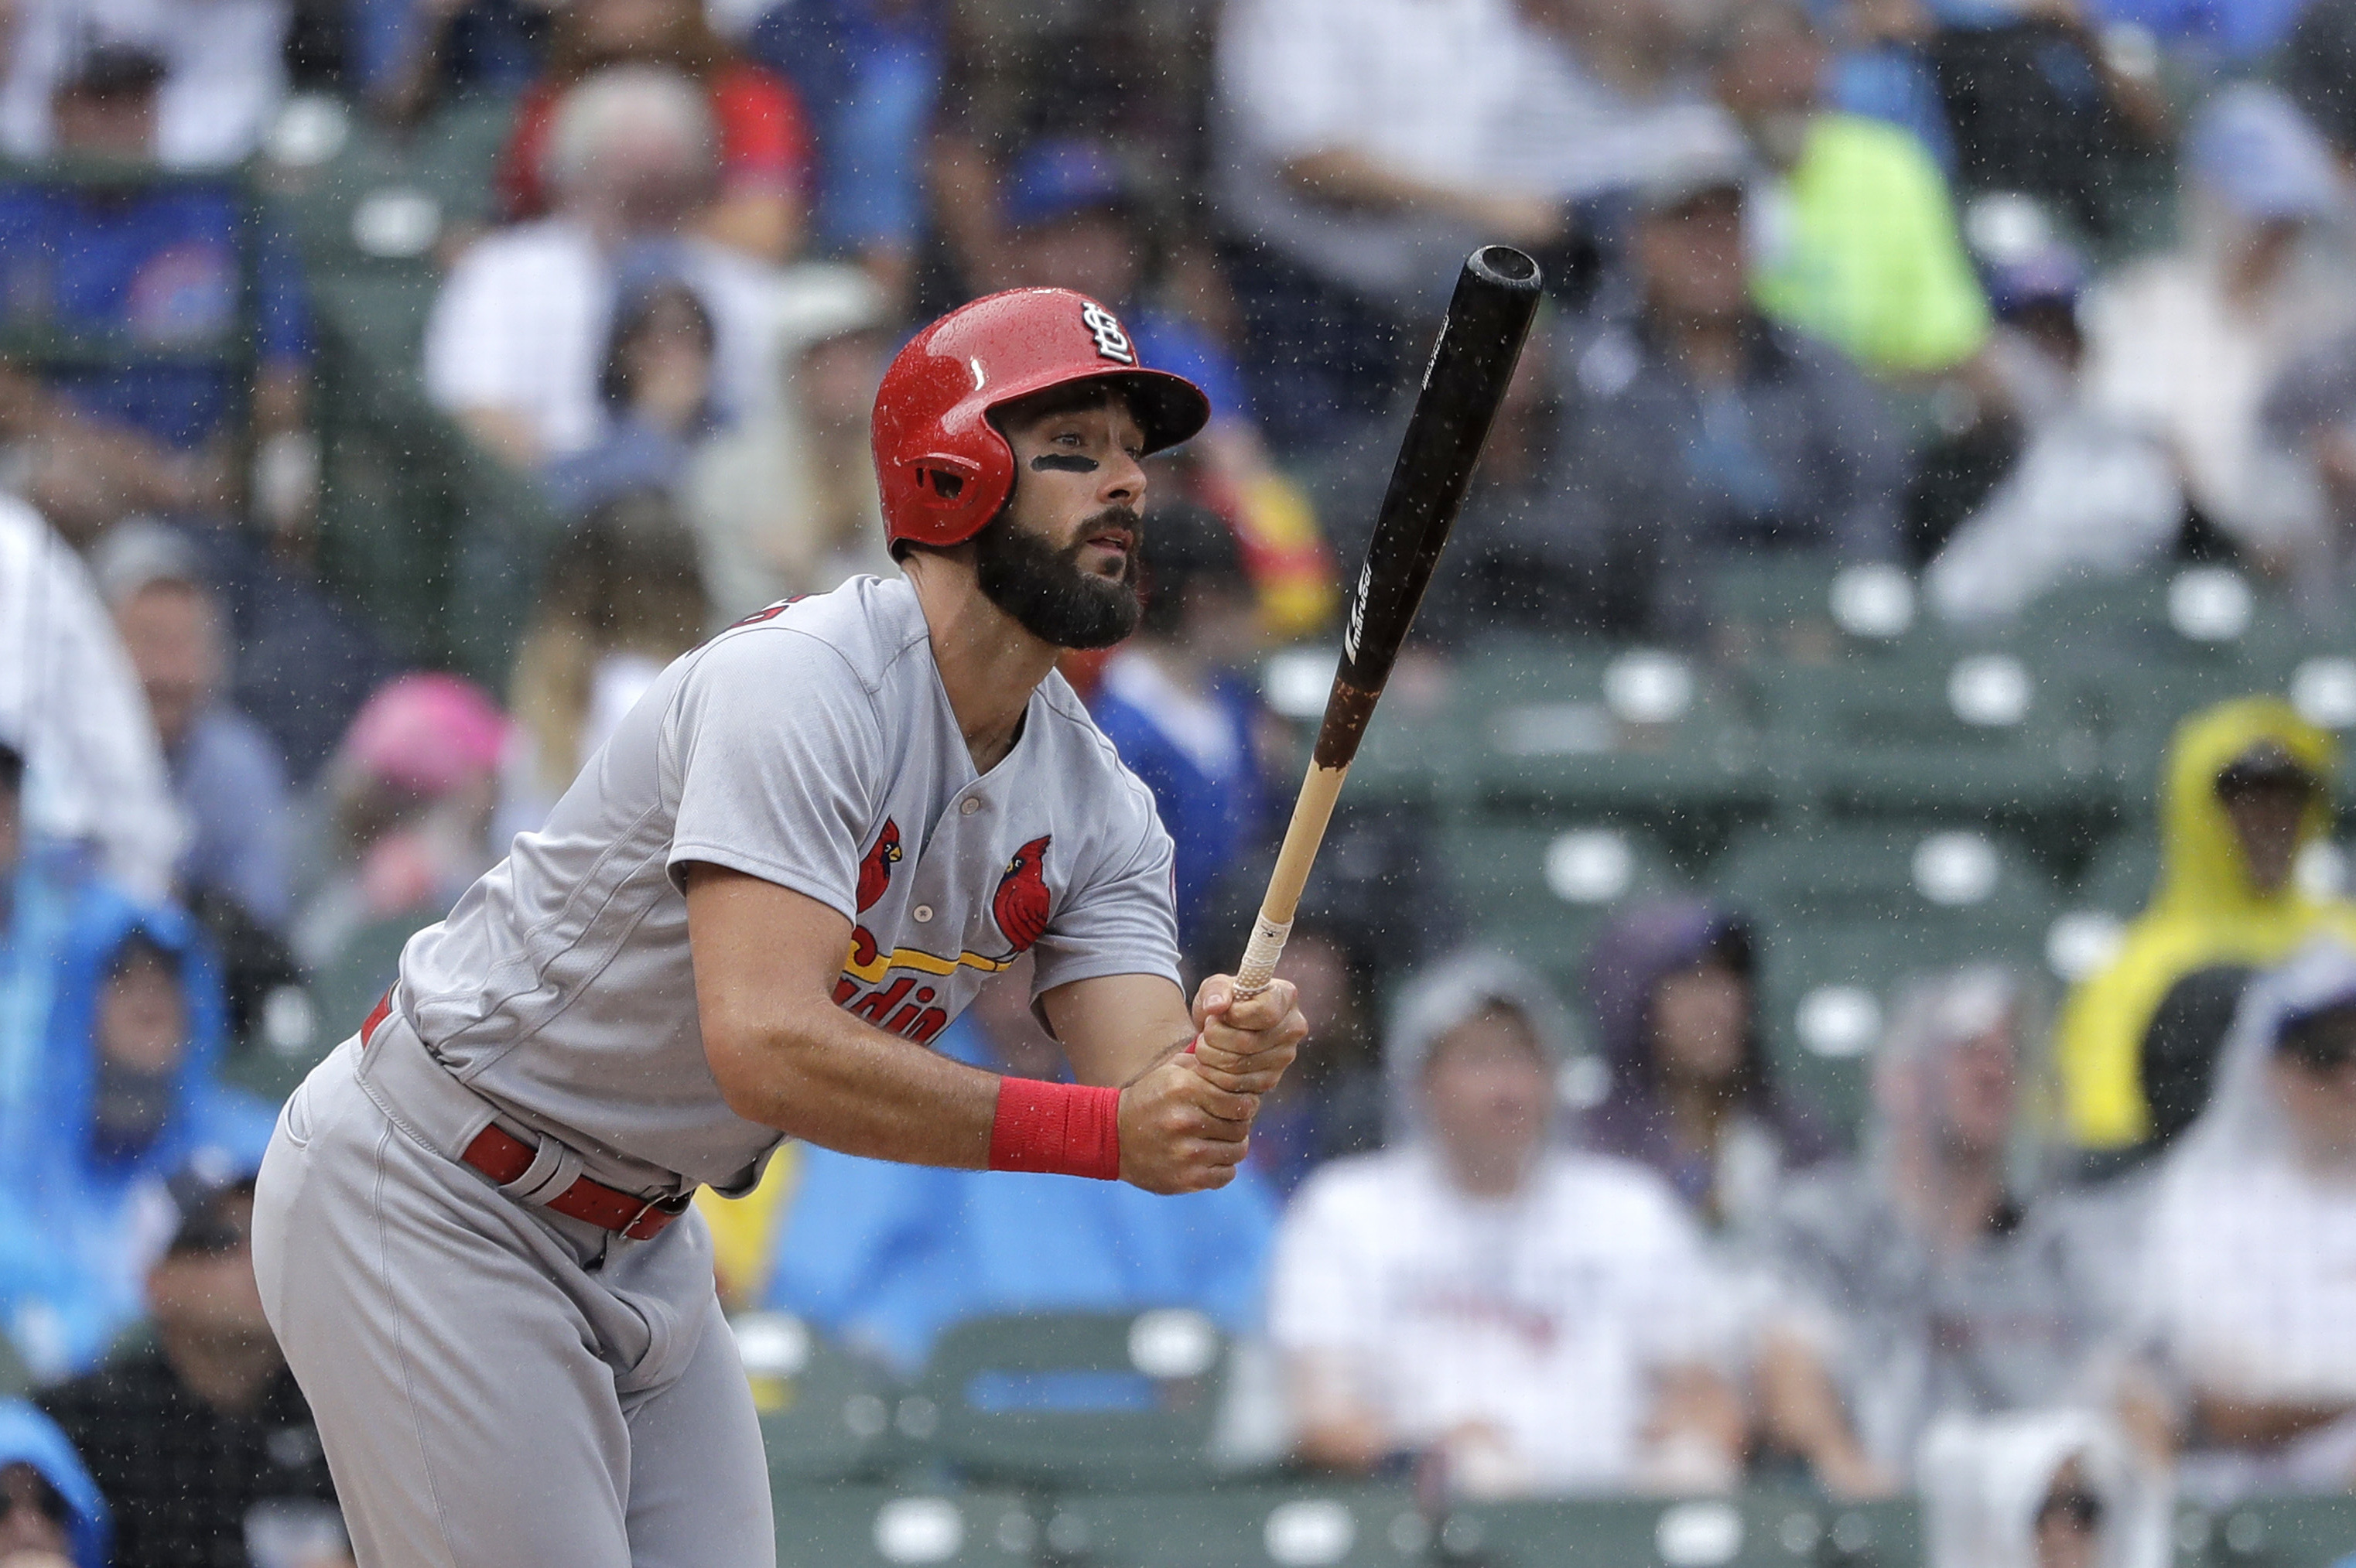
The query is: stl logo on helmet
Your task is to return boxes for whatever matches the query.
[1080,302,1135,366]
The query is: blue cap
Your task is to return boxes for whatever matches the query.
[1003,138,1137,230]
[2188,84,2345,222]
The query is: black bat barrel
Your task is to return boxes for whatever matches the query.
[1315,245,1543,768]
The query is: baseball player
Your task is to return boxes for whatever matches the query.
[250,287,1308,1567]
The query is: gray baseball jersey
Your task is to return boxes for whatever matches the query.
[393,574,1182,1194]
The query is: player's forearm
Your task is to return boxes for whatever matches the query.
[705,1001,1000,1168]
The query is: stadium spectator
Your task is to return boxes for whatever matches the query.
[422,66,777,471]
[292,674,508,977]
[91,524,292,934]
[494,0,810,264]
[2247,319,2356,616]
[0,44,314,549]
[994,137,1335,639]
[1917,1410,2171,1568]
[1552,155,1906,635]
[1088,504,1270,950]
[0,893,272,1382]
[747,0,942,296]
[0,0,289,169]
[1579,900,1838,1233]
[1923,217,2185,621]
[1710,0,1991,378]
[931,0,1213,303]
[1755,967,2158,1498]
[41,1170,346,1568]
[357,0,554,125]
[1235,910,1384,1197]
[1311,313,1598,642]
[766,956,1277,1372]
[2081,85,2356,574]
[2140,940,2356,1493]
[2056,699,2356,1160]
[0,1401,108,1568]
[0,500,179,904]
[498,494,707,841]
[686,263,897,621]
[1270,951,1741,1497]
[1211,0,1739,450]
[542,279,720,518]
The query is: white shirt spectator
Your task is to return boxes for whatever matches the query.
[1269,1143,1725,1493]
[0,497,182,900]
[0,0,289,166]
[2149,1152,2356,1407]
[422,220,776,466]
[1215,0,1731,304]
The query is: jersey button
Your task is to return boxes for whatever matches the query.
[959,798,982,815]
[913,904,934,922]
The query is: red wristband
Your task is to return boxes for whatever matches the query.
[988,1077,1122,1180]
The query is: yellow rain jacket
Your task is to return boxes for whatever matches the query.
[2057,698,2356,1147]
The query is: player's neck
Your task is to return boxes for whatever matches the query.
[904,553,1061,774]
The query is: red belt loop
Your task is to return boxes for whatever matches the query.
[360,989,393,1050]
[358,988,689,1242]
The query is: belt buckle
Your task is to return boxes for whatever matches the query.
[621,1191,689,1241]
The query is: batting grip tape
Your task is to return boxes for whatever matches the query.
[1235,914,1293,1000]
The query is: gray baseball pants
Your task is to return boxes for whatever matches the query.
[251,1020,775,1568]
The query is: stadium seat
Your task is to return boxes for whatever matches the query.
[916,1310,1236,1491]
[1035,1485,1428,1568]
[2174,1498,2356,1568]
[1441,820,1688,992]
[732,1311,900,1487]
[1445,645,1773,864]
[1438,1495,1919,1568]
[1746,650,2115,860]
[1704,554,1928,668]
[1719,826,2060,1129]
[772,1487,1039,1568]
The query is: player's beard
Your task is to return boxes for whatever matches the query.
[973,505,1144,650]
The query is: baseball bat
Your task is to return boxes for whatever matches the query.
[1233,245,1544,999]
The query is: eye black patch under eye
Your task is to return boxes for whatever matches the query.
[1029,454,1099,473]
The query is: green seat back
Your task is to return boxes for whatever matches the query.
[917,1310,1231,1490]
[1442,821,1687,992]
[1442,1495,1918,1568]
[2172,1497,2356,1568]
[734,1312,899,1486]
[772,1487,1038,1568]
[1038,1485,1428,1568]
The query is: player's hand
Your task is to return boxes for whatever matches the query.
[1188,975,1306,1097]
[1117,1053,1257,1194]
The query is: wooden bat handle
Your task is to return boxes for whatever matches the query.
[1233,762,1350,998]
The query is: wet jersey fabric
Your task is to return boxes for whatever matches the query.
[394,574,1181,1194]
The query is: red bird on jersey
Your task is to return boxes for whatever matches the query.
[992,836,1052,954]
[857,819,903,912]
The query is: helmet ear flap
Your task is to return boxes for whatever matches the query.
[908,453,983,507]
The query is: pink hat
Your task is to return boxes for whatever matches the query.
[341,673,509,795]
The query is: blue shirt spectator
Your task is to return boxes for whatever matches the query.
[749,0,942,265]
[0,178,311,453]
[0,890,272,1380]
[0,1400,110,1568]
[1085,504,1269,948]
[94,522,293,931]
[767,1003,1277,1375]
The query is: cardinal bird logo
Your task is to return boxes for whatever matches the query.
[857,819,903,912]
[991,835,1052,954]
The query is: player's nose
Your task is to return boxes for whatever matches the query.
[1098,447,1147,508]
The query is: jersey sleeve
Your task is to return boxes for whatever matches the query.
[1027,782,1184,997]
[664,627,887,918]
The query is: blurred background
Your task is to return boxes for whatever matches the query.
[9,0,2356,1563]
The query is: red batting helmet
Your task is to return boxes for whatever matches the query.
[871,288,1212,552]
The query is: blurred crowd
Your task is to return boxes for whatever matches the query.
[7,0,2356,1562]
